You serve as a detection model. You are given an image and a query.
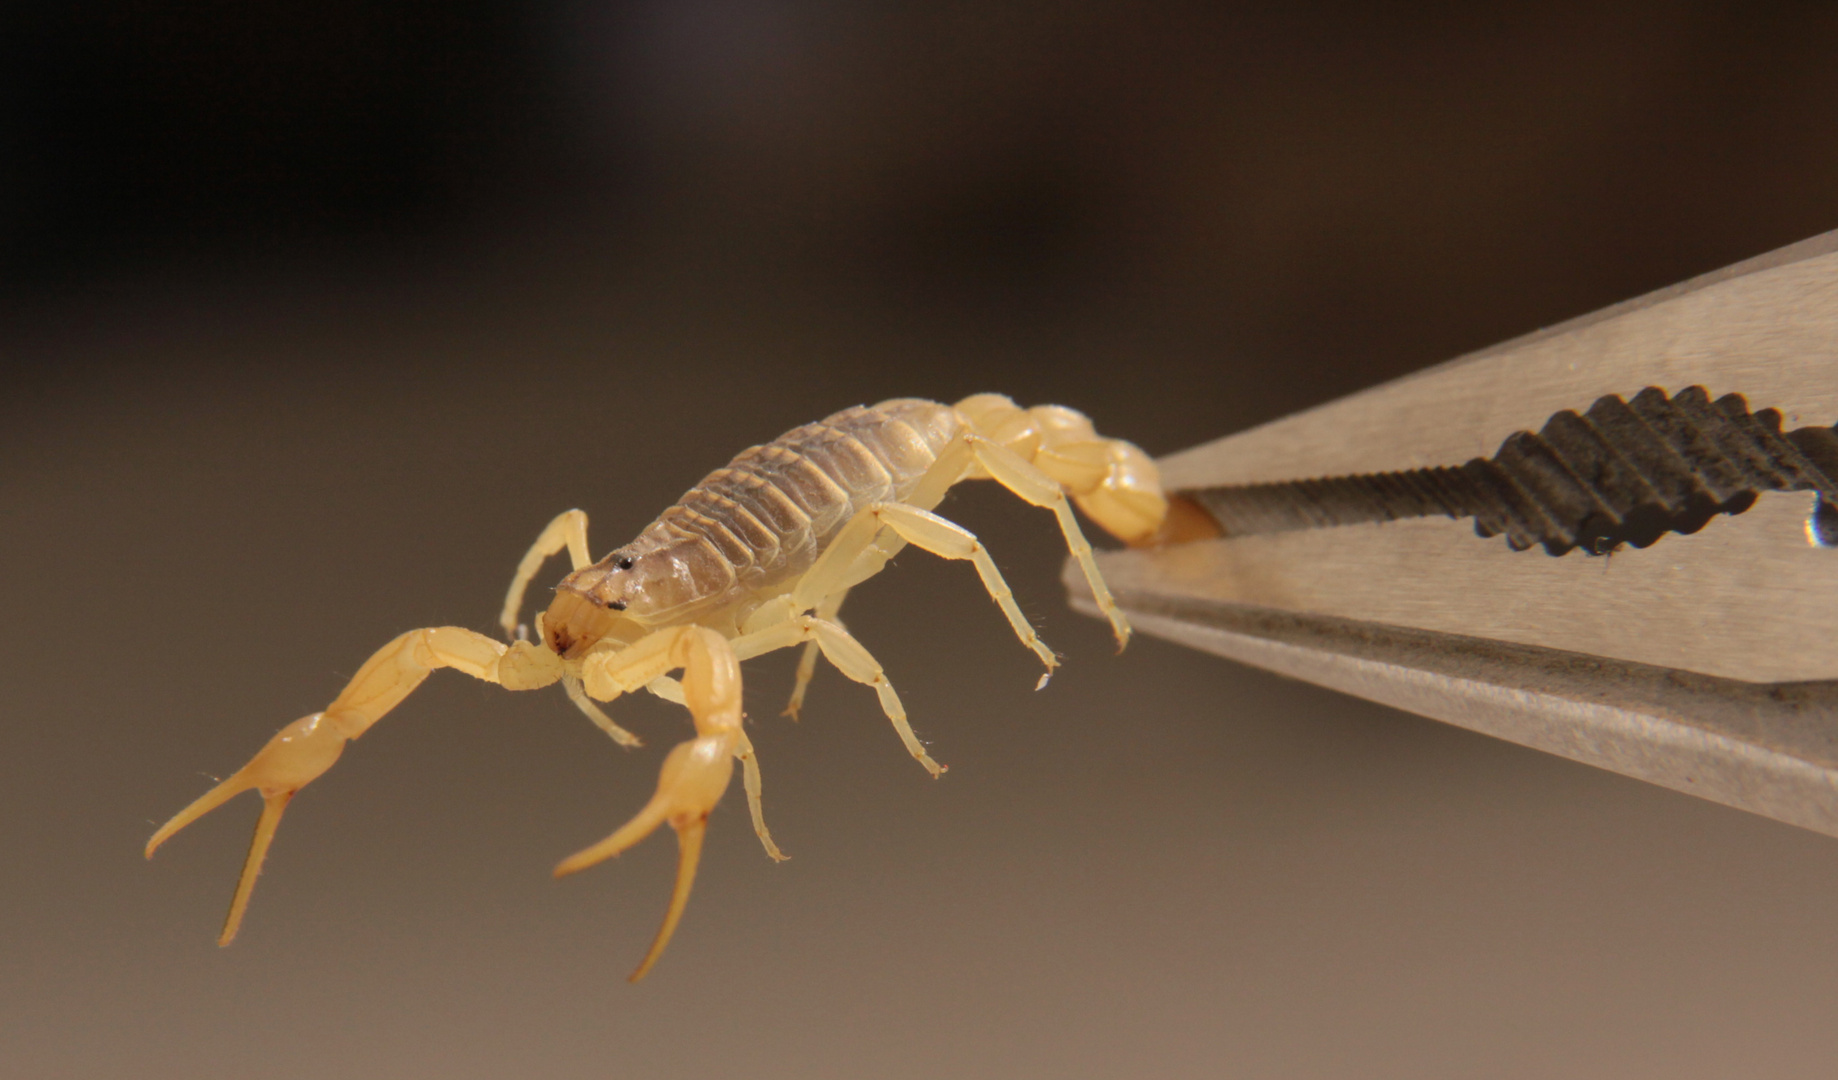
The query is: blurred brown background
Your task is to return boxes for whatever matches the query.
[6,3,1838,1077]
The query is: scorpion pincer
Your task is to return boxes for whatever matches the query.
[146,394,1170,980]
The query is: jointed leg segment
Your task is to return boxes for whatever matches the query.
[500,508,591,639]
[498,509,644,745]
[733,612,940,777]
[793,503,1059,678]
[564,675,642,747]
[949,394,1170,647]
[763,488,1075,778]
[963,435,1131,649]
[783,588,847,720]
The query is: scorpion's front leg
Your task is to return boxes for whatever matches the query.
[146,627,564,945]
[563,626,746,981]
[498,509,642,747]
[500,508,591,639]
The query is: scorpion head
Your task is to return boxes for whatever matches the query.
[542,543,711,658]
[542,590,629,659]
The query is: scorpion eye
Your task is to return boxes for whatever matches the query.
[609,599,627,611]
[617,557,634,570]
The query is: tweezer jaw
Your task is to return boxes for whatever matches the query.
[1065,568,1838,841]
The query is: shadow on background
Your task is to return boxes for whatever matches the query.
[5,3,1838,1078]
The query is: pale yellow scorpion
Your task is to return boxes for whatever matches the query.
[147,394,1172,980]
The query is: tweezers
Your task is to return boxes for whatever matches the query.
[1068,229,1838,837]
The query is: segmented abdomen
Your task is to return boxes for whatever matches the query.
[635,399,962,611]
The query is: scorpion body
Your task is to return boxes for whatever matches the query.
[557,399,963,641]
[149,393,1169,980]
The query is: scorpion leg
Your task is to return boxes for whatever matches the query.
[784,588,848,720]
[733,612,940,777]
[795,502,1060,681]
[147,626,563,945]
[733,727,787,862]
[564,675,643,748]
[619,644,776,856]
[500,508,592,639]
[1041,437,1169,549]
[794,499,1058,683]
[565,626,744,981]
[964,435,1132,650]
[499,509,643,746]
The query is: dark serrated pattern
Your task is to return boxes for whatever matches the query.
[1186,386,1838,555]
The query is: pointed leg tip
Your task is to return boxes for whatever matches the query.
[622,817,707,983]
[554,840,628,879]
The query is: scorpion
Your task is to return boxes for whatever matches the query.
[146,394,1170,980]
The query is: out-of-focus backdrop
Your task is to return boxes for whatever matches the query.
[6,4,1838,1077]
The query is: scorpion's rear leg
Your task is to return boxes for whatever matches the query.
[963,434,1133,650]
[733,612,941,777]
[566,626,745,980]
[950,395,1171,650]
[146,626,563,944]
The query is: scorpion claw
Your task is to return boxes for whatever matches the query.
[147,772,292,946]
[146,711,351,943]
[220,790,294,945]
[628,816,706,983]
[553,733,736,980]
[145,770,257,861]
[552,800,669,878]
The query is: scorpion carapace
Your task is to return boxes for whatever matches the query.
[146,394,1169,980]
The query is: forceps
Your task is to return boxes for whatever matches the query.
[1069,230,1838,836]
